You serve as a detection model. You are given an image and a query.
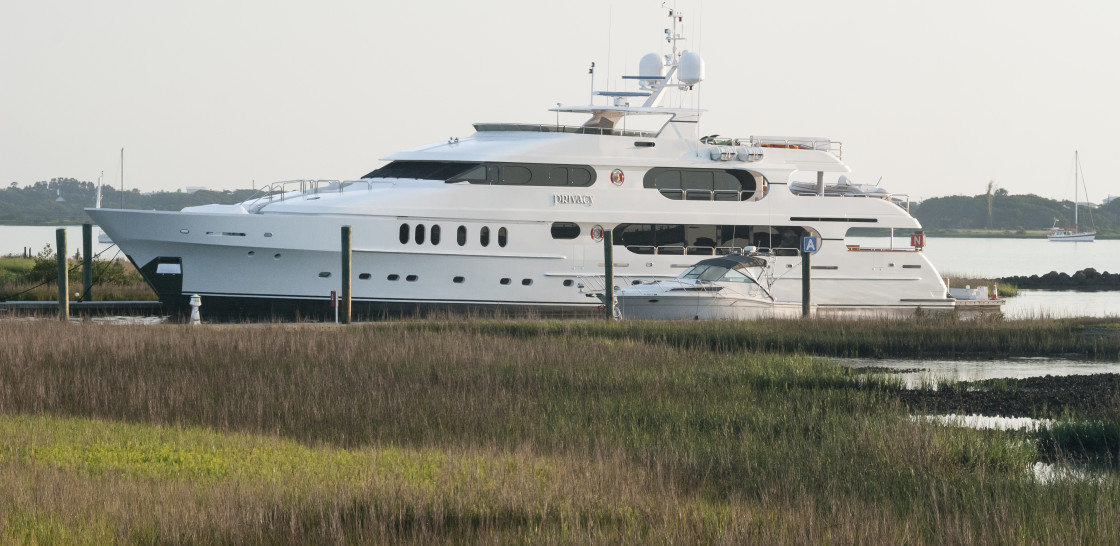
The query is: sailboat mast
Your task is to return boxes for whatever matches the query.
[1073,150,1079,229]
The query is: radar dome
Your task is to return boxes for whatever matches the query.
[678,51,705,86]
[638,53,665,88]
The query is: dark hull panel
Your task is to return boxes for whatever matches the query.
[158,293,600,322]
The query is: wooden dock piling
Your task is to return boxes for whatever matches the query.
[82,223,93,301]
[604,230,614,321]
[341,226,352,324]
[56,228,69,321]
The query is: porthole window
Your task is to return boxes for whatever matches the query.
[480,226,491,247]
[431,225,441,245]
[500,278,511,285]
[415,224,426,245]
[399,224,410,244]
[247,251,255,257]
[521,278,532,286]
[498,227,508,247]
[551,222,580,239]
[388,274,400,281]
[406,275,418,282]
[318,272,331,278]
[563,279,574,287]
[457,225,467,246]
[274,253,282,260]
[453,276,465,283]
[359,273,371,280]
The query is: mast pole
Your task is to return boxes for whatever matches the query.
[1074,150,1079,229]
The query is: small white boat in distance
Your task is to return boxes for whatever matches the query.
[1047,219,1095,242]
[605,252,809,320]
[1048,151,1095,242]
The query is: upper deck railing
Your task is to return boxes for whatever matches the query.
[243,179,382,212]
[749,136,843,159]
[474,123,659,138]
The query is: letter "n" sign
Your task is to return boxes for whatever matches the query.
[801,236,821,254]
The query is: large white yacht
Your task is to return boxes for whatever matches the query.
[87,9,955,318]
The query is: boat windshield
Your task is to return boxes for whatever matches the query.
[679,265,755,283]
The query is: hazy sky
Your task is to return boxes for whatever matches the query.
[3,0,1118,203]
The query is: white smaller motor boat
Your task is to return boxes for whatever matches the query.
[604,251,809,320]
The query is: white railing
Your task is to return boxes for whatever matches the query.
[747,136,843,158]
[244,179,381,212]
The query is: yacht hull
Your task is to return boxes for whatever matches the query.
[1047,232,1095,242]
[616,295,805,320]
[86,206,954,320]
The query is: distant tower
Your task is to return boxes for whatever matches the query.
[55,189,65,202]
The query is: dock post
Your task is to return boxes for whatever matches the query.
[801,250,811,318]
[341,225,352,324]
[56,228,69,321]
[604,230,614,320]
[82,223,93,301]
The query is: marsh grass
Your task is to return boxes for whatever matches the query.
[0,255,154,302]
[0,281,157,302]
[433,315,1120,359]
[1039,418,1120,466]
[1,320,1118,543]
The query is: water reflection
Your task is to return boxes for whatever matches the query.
[1003,290,1120,319]
[917,414,1051,431]
[842,357,1120,389]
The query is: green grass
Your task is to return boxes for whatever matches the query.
[0,257,35,284]
[1,320,1117,543]
[0,255,154,302]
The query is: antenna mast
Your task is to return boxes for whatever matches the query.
[95,171,103,208]
[588,62,595,105]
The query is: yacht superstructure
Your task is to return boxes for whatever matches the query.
[87,9,953,318]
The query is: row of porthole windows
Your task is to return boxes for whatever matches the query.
[400,223,508,247]
[317,275,607,289]
[319,272,583,287]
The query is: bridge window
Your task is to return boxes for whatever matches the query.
[643,167,762,201]
[613,223,805,255]
[363,161,596,187]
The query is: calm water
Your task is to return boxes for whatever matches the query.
[849,236,1120,319]
[3,227,1118,318]
[1,225,118,259]
[840,356,1120,389]
[848,236,1120,278]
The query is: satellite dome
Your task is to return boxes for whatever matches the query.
[638,53,665,88]
[678,51,705,86]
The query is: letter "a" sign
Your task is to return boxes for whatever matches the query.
[801,236,820,254]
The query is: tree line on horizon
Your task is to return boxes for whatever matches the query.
[912,190,1120,234]
[1,178,257,225]
[4,176,1119,234]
